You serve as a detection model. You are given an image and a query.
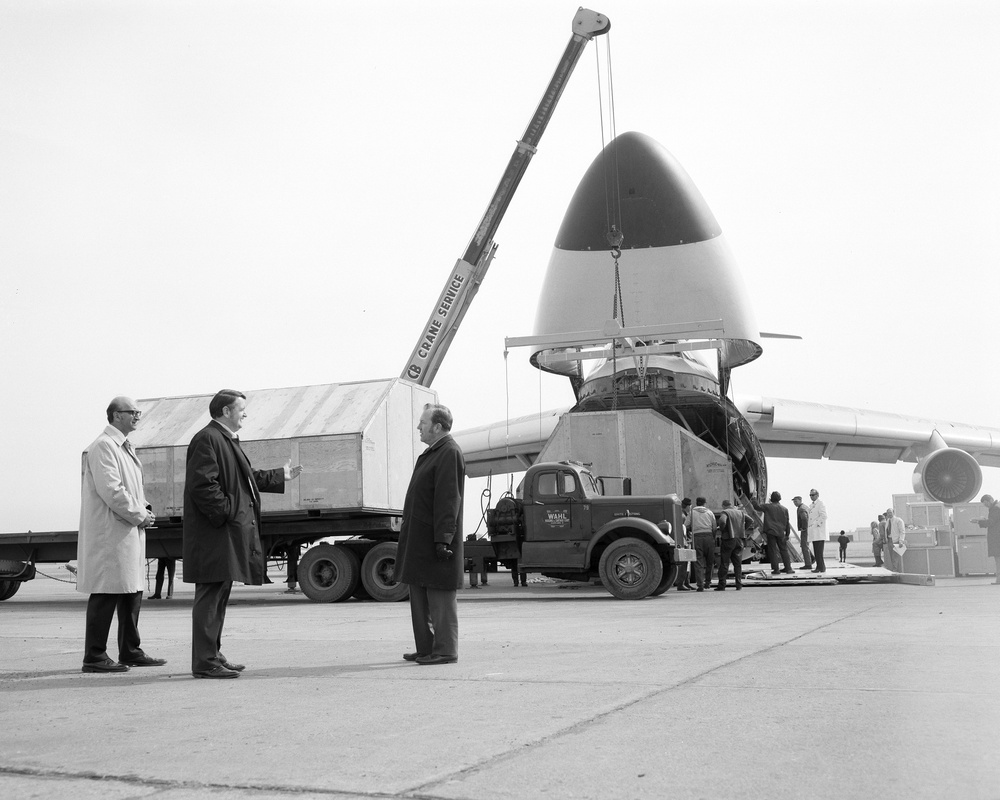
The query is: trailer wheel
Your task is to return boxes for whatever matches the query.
[297,544,359,602]
[0,580,20,601]
[361,542,409,602]
[650,562,679,597]
[598,538,663,600]
[0,559,28,577]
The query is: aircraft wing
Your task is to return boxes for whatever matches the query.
[454,396,1000,478]
[454,407,569,478]
[737,395,1000,468]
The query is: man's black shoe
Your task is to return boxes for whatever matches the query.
[121,655,167,667]
[415,654,458,665]
[82,659,129,673]
[221,661,245,672]
[403,652,428,662]
[193,666,239,679]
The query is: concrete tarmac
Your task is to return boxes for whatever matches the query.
[1,565,998,800]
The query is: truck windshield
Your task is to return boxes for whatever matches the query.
[579,472,601,498]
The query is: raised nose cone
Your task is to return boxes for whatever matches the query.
[554,131,722,250]
[532,131,762,377]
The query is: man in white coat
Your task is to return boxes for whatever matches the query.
[885,507,906,572]
[807,488,828,574]
[78,396,165,673]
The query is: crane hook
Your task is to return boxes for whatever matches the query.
[607,225,624,260]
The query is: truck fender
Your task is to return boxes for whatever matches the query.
[585,518,672,566]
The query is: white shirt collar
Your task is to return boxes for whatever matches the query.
[210,419,237,439]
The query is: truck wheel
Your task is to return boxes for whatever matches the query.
[361,542,409,602]
[650,563,679,597]
[598,538,663,600]
[0,580,20,601]
[297,544,360,602]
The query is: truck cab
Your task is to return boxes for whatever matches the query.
[520,463,601,570]
[485,461,695,600]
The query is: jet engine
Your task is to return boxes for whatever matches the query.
[912,431,982,504]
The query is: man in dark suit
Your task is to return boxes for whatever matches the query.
[394,403,465,666]
[976,494,1000,585]
[182,389,301,679]
[792,495,812,570]
[715,500,752,591]
[752,491,795,575]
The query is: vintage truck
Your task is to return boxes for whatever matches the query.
[468,460,695,600]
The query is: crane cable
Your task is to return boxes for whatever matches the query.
[595,34,632,409]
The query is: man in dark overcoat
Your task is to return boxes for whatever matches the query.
[976,494,1000,585]
[395,403,465,666]
[183,389,301,678]
[752,491,795,575]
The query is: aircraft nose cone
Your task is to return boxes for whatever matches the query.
[532,131,761,373]
[554,131,722,251]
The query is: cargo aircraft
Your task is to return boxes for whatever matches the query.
[451,131,1000,508]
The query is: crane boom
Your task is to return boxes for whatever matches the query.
[401,8,610,386]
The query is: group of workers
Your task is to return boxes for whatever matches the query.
[678,489,830,591]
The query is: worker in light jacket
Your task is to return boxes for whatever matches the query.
[807,489,828,573]
[884,507,906,573]
[394,403,465,666]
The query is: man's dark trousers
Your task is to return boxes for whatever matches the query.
[799,530,812,568]
[84,591,144,664]
[408,584,458,658]
[692,532,716,589]
[717,539,744,587]
[192,581,233,672]
[766,533,792,572]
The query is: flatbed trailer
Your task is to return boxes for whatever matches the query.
[0,510,407,602]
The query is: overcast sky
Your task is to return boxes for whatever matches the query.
[2,0,998,537]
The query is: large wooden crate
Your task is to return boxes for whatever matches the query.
[536,409,733,506]
[123,380,436,518]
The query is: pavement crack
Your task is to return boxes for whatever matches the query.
[0,765,403,798]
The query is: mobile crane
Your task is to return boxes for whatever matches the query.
[401,7,610,387]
